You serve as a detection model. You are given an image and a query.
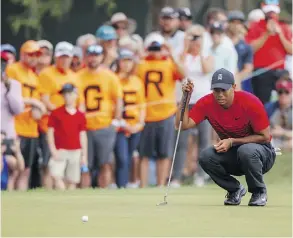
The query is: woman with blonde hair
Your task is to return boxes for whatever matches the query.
[114,48,145,188]
[176,24,214,187]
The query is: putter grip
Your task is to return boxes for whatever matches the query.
[180,92,189,122]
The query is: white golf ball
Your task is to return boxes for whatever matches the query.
[82,215,88,222]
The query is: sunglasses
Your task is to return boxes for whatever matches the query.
[71,61,81,67]
[190,35,201,41]
[27,52,41,57]
[210,29,224,35]
[87,45,103,55]
[277,90,290,95]
[113,24,127,30]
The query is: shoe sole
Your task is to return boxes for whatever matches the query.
[248,200,267,206]
[224,187,247,206]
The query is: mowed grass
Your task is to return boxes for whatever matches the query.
[2,153,292,237]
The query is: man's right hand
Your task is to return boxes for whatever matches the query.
[182,79,194,94]
[266,20,275,34]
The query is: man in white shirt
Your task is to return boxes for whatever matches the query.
[202,8,236,58]
[157,6,185,59]
[209,22,238,75]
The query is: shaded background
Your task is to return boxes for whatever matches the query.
[1,0,292,52]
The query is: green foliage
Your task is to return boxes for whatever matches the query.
[94,0,117,15]
[7,0,117,39]
[283,0,292,15]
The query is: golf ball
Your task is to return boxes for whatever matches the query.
[82,215,88,222]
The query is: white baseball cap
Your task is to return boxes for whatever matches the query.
[144,32,165,49]
[38,40,53,51]
[54,41,74,57]
[248,9,265,22]
[261,4,280,14]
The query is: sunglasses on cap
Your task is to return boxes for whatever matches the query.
[86,45,103,55]
[277,89,290,95]
[147,42,162,52]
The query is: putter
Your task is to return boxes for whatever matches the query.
[157,91,189,206]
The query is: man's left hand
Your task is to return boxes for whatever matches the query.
[214,139,233,153]
[80,155,88,167]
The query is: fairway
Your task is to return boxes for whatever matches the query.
[2,154,292,237]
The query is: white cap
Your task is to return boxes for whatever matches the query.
[38,40,53,51]
[261,4,280,14]
[144,32,165,48]
[248,9,265,22]
[111,12,128,23]
[54,41,74,57]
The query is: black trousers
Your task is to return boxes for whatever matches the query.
[199,143,276,193]
[251,68,282,105]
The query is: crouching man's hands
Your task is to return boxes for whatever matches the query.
[214,138,233,153]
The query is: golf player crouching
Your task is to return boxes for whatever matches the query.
[176,68,276,206]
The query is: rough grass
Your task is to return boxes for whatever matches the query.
[2,153,292,237]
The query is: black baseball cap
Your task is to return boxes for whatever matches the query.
[60,83,77,94]
[178,7,192,20]
[147,41,162,51]
[211,68,235,90]
[210,22,225,33]
[160,7,179,18]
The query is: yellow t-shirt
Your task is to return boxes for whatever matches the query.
[77,68,123,130]
[136,57,180,122]
[120,75,145,126]
[38,66,81,132]
[6,62,40,138]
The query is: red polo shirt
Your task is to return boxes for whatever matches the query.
[48,106,86,150]
[189,91,270,140]
[245,19,292,69]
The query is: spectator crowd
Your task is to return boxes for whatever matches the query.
[1,0,292,191]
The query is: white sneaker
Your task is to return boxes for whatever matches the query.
[108,183,118,189]
[194,177,205,187]
[126,182,139,189]
[170,181,181,188]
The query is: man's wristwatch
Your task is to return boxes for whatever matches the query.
[228,138,233,148]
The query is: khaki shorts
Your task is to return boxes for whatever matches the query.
[49,149,81,184]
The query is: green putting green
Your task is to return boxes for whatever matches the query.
[2,153,292,237]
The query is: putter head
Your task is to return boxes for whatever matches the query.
[156,201,167,206]
[274,147,282,156]
[156,195,168,206]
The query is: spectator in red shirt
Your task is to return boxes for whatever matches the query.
[245,0,292,104]
[47,83,87,190]
[176,68,276,206]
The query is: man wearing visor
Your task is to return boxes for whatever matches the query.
[176,68,276,207]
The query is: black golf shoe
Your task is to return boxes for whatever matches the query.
[224,185,247,206]
[248,191,267,206]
